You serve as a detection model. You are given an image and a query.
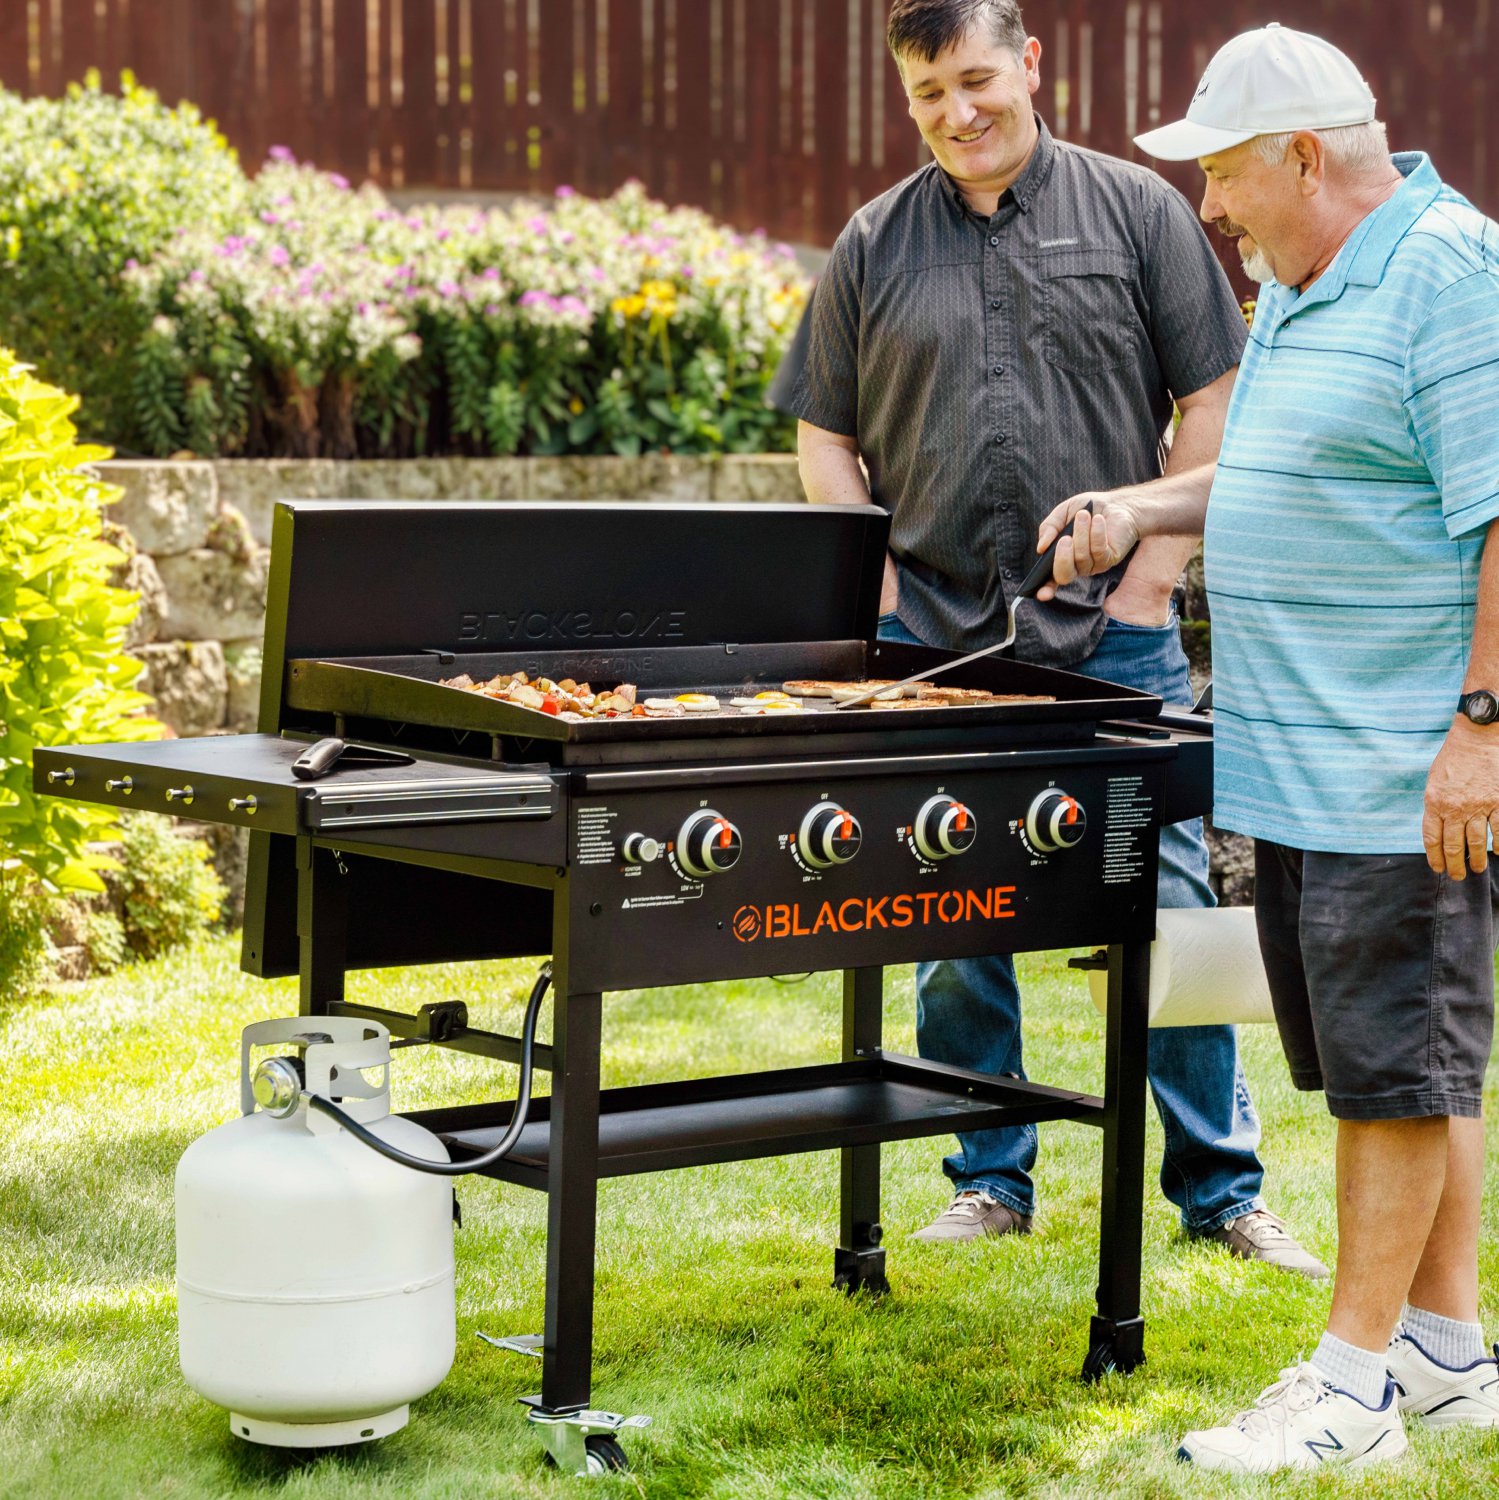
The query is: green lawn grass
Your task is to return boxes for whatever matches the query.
[2,938,1496,1498]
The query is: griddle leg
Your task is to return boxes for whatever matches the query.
[833,966,888,1295]
[539,984,602,1415]
[296,840,347,1016]
[1085,939,1150,1380]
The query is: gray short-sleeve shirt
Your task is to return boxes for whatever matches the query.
[786,120,1247,665]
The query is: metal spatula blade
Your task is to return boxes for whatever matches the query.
[834,502,1091,710]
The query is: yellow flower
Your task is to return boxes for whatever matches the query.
[612,294,648,319]
[568,396,585,416]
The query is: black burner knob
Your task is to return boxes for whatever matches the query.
[1026,789,1087,853]
[914,795,977,860]
[677,810,743,877]
[798,802,863,868]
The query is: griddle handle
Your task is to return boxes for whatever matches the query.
[1018,500,1094,601]
[292,737,346,781]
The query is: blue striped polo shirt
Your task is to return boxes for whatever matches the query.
[1206,152,1499,852]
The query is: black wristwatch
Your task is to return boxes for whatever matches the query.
[1458,689,1499,725]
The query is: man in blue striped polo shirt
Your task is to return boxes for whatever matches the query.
[1039,23,1499,1476]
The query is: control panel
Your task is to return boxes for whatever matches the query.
[569,757,1166,990]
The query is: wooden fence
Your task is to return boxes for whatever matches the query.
[0,1,1489,250]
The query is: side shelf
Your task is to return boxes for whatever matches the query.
[33,735,557,835]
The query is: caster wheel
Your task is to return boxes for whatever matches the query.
[833,1270,891,1297]
[1082,1339,1144,1382]
[1082,1341,1119,1382]
[584,1435,629,1474]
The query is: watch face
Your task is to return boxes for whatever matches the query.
[1466,691,1499,724]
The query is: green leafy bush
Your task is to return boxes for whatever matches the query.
[109,813,225,958]
[80,903,129,976]
[0,349,158,905]
[0,873,52,1004]
[0,71,245,446]
[125,165,808,458]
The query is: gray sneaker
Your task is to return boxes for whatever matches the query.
[1199,1208,1329,1280]
[911,1191,1033,1243]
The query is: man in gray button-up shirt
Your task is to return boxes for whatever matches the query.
[787,0,1319,1273]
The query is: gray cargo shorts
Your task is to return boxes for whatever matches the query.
[1253,842,1498,1120]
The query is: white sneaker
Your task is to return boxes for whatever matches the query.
[1178,1362,1407,1473]
[1388,1331,1499,1429]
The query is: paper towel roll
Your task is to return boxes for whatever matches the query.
[1087,906,1276,1027]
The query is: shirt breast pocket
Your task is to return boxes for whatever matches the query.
[1042,254,1140,375]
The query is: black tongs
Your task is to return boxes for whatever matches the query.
[291,737,416,781]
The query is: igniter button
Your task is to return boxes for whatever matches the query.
[622,833,661,865]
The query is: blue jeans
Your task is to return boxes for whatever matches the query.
[878,609,1265,1233]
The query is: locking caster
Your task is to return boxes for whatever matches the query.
[1081,1315,1146,1382]
[832,1243,889,1296]
[520,1399,652,1476]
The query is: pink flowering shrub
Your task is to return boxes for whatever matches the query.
[126,156,810,458]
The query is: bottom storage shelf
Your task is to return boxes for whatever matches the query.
[405,1054,1103,1189]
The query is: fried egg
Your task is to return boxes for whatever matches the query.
[729,691,794,708]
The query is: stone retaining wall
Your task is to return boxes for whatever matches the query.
[99,455,1245,906]
[99,454,809,740]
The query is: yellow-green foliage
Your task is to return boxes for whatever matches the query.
[112,813,225,958]
[0,349,157,892]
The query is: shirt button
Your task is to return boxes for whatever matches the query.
[1003,568,1015,579]
[992,365,1003,376]
[989,235,999,246]
[990,299,1001,309]
[994,433,1007,444]
[999,501,1012,512]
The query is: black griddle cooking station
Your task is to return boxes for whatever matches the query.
[36,501,1211,1467]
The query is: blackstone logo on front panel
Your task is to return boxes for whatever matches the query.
[732,887,1018,942]
[457,608,688,645]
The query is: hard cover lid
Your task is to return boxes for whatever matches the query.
[261,500,889,721]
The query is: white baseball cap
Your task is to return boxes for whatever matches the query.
[1134,23,1377,161]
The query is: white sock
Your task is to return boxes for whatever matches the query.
[1310,1331,1389,1408]
[1401,1303,1487,1369]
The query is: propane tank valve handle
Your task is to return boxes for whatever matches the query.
[252,1056,304,1119]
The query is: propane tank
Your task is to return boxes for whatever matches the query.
[176,1018,456,1447]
